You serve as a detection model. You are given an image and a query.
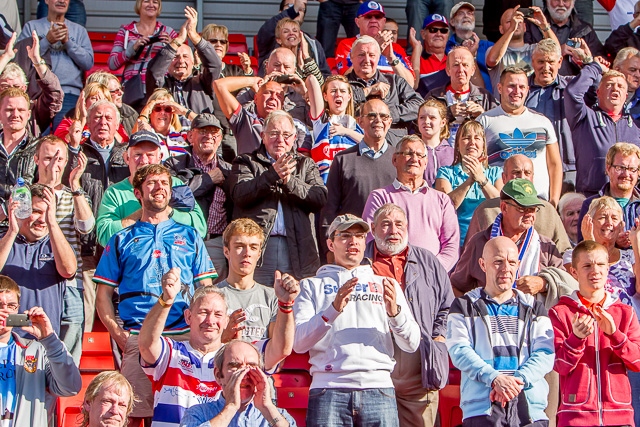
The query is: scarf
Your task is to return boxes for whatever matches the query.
[490,213,542,283]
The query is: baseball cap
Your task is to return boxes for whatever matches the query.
[450,1,475,20]
[500,179,544,207]
[190,113,222,130]
[128,130,163,149]
[357,1,385,17]
[423,14,449,29]
[328,214,370,237]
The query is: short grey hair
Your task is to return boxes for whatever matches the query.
[0,63,27,86]
[532,38,562,59]
[213,339,264,380]
[87,99,121,125]
[372,203,407,225]
[613,47,640,70]
[557,192,586,217]
[190,285,227,311]
[263,110,295,133]
[395,134,426,154]
[352,35,380,56]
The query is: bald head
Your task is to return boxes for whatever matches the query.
[267,47,297,75]
[483,236,518,259]
[502,154,534,182]
[480,236,520,298]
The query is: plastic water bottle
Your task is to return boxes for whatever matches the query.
[12,178,31,219]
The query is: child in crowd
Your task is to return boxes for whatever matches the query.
[549,240,640,427]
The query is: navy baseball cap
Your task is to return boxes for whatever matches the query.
[128,130,163,148]
[423,14,449,29]
[357,1,385,17]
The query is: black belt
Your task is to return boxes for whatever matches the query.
[209,233,222,239]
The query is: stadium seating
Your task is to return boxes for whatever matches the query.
[87,32,123,78]
[227,33,249,55]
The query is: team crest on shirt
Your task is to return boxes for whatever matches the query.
[152,250,163,259]
[24,355,37,373]
[173,234,186,246]
[179,359,193,373]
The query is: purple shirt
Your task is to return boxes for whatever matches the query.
[424,140,454,187]
[362,180,460,271]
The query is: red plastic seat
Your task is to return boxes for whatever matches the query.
[326,57,338,75]
[57,373,98,427]
[227,34,248,55]
[438,361,463,427]
[79,332,115,373]
[88,32,117,54]
[280,351,311,371]
[222,54,258,74]
[272,370,311,409]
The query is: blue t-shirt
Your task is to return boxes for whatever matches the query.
[94,219,217,334]
[436,163,502,244]
[180,392,296,427]
[0,336,16,426]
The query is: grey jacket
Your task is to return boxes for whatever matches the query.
[364,242,454,390]
[13,331,82,427]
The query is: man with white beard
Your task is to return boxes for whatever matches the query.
[523,0,604,76]
[364,203,454,427]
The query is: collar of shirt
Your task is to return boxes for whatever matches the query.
[0,131,29,157]
[359,140,388,158]
[193,152,218,171]
[372,244,409,285]
[481,288,518,305]
[392,178,428,193]
[577,292,607,311]
[89,138,115,151]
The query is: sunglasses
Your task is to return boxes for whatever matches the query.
[208,38,228,45]
[427,27,449,34]
[153,105,173,113]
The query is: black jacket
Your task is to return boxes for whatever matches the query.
[119,103,139,136]
[605,23,640,59]
[165,147,233,225]
[0,134,37,206]
[230,145,327,279]
[146,38,222,114]
[524,10,604,76]
[68,141,129,257]
[426,82,498,123]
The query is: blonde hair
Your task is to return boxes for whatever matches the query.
[587,195,623,220]
[76,82,111,121]
[223,218,265,248]
[145,88,181,131]
[606,142,640,166]
[275,18,300,40]
[134,0,162,16]
[80,371,136,427]
[201,24,228,41]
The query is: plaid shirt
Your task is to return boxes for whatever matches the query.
[193,154,227,235]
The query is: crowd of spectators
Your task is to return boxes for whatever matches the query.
[4,0,640,426]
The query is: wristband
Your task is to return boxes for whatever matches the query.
[279,306,293,314]
[268,417,281,427]
[478,177,489,188]
[158,296,173,308]
[186,109,193,118]
[278,301,294,313]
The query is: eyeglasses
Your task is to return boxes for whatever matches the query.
[505,201,540,214]
[0,302,18,310]
[197,128,222,136]
[153,106,173,114]
[365,112,392,121]
[334,232,367,240]
[267,131,295,140]
[610,164,640,174]
[427,27,449,34]
[396,150,427,159]
[208,38,228,45]
[109,88,123,96]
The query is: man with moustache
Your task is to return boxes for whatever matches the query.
[94,164,216,425]
[365,203,454,426]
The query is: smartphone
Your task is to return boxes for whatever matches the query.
[274,74,297,85]
[566,39,581,48]
[6,314,30,327]
[518,7,534,17]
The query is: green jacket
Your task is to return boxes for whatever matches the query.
[95,176,207,247]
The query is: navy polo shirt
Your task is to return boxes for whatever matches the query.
[0,233,67,335]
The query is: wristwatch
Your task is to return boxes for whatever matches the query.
[71,188,86,197]
[389,56,400,67]
[388,305,402,318]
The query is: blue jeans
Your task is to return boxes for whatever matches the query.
[306,387,399,427]
[61,285,84,366]
[37,0,87,26]
[316,0,360,58]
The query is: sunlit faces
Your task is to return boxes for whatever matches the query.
[125,141,162,176]
[458,127,485,159]
[372,209,409,255]
[500,199,537,232]
[88,103,119,145]
[547,0,574,23]
[46,0,69,15]
[168,44,195,82]
[480,238,520,295]
[35,141,69,179]
[266,49,296,74]
[106,79,124,109]
[503,155,534,181]
[138,0,161,19]
[0,96,31,133]
[591,207,622,244]
[327,224,368,269]
[133,172,171,213]
[207,31,229,58]
[276,22,302,50]
[417,105,446,140]
[188,126,223,159]
[357,99,392,141]
[570,247,609,291]
[262,115,296,159]
[497,72,529,112]
[450,6,475,31]
[392,139,427,178]
[185,293,229,344]
[0,292,20,336]
[499,8,526,38]
[214,341,262,407]
[85,383,131,427]
[597,75,628,112]
[19,196,48,241]
[615,56,640,92]
[531,50,562,87]
[149,98,174,135]
[352,42,380,79]
[606,153,640,193]
[254,82,285,118]
[223,234,263,278]
[323,80,352,115]
[559,198,583,240]
[446,48,475,88]
[421,24,449,52]
[355,12,386,37]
